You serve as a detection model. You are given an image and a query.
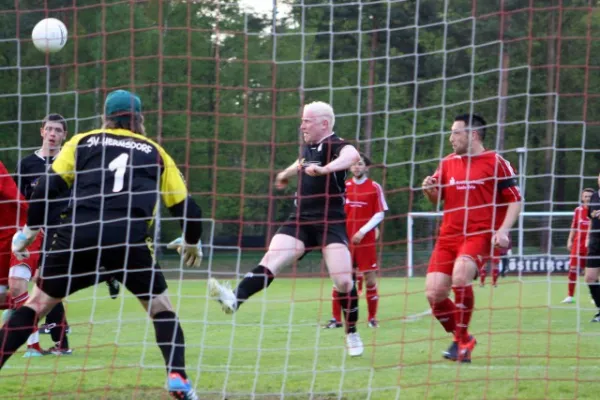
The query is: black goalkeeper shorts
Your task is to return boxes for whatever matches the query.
[37,220,167,301]
[587,241,600,269]
[276,214,349,250]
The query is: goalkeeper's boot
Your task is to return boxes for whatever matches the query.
[43,344,73,356]
[591,312,600,322]
[323,319,342,329]
[456,335,477,363]
[23,343,45,358]
[168,373,199,400]
[208,278,237,314]
[106,277,120,300]
[346,332,364,357]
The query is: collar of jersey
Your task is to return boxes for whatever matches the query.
[35,149,59,160]
[315,132,335,144]
[352,176,368,185]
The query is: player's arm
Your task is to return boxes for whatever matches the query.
[304,145,360,177]
[422,167,441,206]
[159,149,204,267]
[567,209,578,251]
[275,160,301,189]
[493,158,523,247]
[587,206,595,248]
[352,182,389,244]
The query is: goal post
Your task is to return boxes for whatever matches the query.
[407,211,578,278]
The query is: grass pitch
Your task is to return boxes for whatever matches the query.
[1,274,598,400]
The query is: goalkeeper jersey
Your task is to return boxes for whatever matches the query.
[50,128,188,224]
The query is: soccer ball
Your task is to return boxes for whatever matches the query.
[31,18,68,53]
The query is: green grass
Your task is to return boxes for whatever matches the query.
[2,275,599,400]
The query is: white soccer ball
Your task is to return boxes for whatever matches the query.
[31,18,68,53]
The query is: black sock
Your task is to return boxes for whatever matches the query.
[153,310,187,379]
[0,306,36,368]
[338,284,359,334]
[45,302,69,349]
[589,280,600,309]
[235,265,274,309]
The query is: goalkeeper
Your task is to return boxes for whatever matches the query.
[0,90,203,400]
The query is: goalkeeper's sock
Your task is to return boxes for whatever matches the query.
[568,269,577,297]
[338,284,359,334]
[429,298,456,334]
[588,280,600,309]
[479,267,486,286]
[492,267,500,286]
[331,287,342,322]
[153,310,187,379]
[0,306,36,368]
[452,285,474,343]
[235,265,274,308]
[46,302,69,349]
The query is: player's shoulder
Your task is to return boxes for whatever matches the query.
[345,178,353,186]
[18,152,42,168]
[70,128,171,158]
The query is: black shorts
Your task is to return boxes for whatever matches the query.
[587,241,600,268]
[37,220,167,301]
[276,214,349,250]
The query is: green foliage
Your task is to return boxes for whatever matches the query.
[0,0,597,248]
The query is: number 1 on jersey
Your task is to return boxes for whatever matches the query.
[108,153,129,192]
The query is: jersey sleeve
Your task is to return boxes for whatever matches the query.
[496,155,522,203]
[331,139,351,157]
[372,182,389,213]
[51,135,80,187]
[571,208,580,229]
[156,147,189,208]
[0,161,21,202]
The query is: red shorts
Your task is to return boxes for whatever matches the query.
[0,231,43,283]
[570,250,587,270]
[427,233,492,276]
[350,241,378,272]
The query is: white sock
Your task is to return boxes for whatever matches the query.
[27,329,39,346]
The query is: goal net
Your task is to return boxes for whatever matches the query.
[2,0,600,399]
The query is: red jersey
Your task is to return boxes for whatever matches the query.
[571,205,589,253]
[0,161,27,237]
[344,177,388,242]
[432,151,521,236]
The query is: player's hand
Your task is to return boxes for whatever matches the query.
[304,164,329,177]
[422,176,439,198]
[167,237,203,268]
[351,231,365,245]
[492,229,510,249]
[275,172,289,190]
[375,227,380,240]
[11,226,39,260]
[585,238,589,249]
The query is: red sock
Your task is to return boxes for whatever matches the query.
[492,268,500,286]
[331,287,342,322]
[479,267,486,285]
[12,291,29,309]
[568,269,577,297]
[429,298,457,334]
[452,286,474,343]
[366,284,379,321]
[356,275,364,294]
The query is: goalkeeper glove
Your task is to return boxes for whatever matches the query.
[167,237,203,268]
[11,225,40,260]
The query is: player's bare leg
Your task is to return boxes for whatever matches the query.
[363,270,379,327]
[209,234,304,314]
[6,270,45,357]
[451,256,478,362]
[323,243,363,356]
[585,267,600,321]
[479,265,487,287]
[138,291,198,400]
[425,272,456,359]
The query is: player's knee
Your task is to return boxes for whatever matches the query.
[145,293,173,317]
[363,271,377,286]
[425,287,448,305]
[452,257,477,286]
[333,276,353,293]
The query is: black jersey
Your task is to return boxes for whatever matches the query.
[50,128,188,226]
[295,133,351,219]
[589,190,600,243]
[15,151,70,227]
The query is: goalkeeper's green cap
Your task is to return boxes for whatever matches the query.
[104,89,142,118]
